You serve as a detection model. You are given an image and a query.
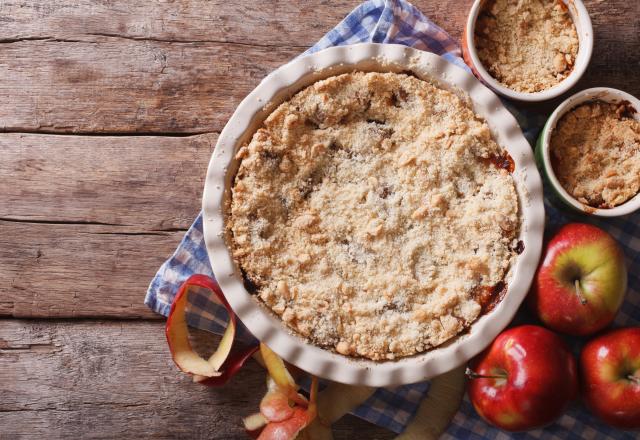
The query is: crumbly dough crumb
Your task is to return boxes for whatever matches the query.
[551,101,640,208]
[475,0,579,93]
[227,72,520,360]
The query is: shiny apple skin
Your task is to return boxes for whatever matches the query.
[530,223,627,336]
[468,325,578,431]
[581,327,640,430]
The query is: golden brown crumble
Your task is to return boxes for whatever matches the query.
[227,72,520,360]
[475,0,579,93]
[551,101,640,208]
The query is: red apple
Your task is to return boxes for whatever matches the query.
[467,325,578,431]
[581,327,640,430]
[530,223,627,336]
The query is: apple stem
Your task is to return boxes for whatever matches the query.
[574,279,588,305]
[465,367,507,380]
[628,374,640,385]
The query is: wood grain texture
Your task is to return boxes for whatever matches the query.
[0,320,393,439]
[0,39,300,134]
[1,133,213,228]
[0,221,181,318]
[577,0,640,93]
[0,133,216,318]
[0,0,469,47]
[0,1,636,134]
[0,0,470,134]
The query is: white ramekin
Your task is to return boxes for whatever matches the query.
[202,43,545,386]
[462,0,593,102]
[535,87,640,217]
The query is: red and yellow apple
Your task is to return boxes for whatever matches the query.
[530,223,627,336]
[581,327,640,430]
[467,325,578,431]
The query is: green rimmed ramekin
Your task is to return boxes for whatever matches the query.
[535,87,640,217]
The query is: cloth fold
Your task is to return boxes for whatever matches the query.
[146,1,639,438]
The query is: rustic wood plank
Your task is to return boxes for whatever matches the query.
[0,133,217,318]
[0,1,637,134]
[0,221,181,318]
[0,133,213,229]
[0,319,393,439]
[577,0,640,92]
[0,0,467,135]
[0,39,301,134]
[0,0,468,47]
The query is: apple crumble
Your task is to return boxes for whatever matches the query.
[551,101,640,208]
[227,71,520,360]
[475,0,579,93]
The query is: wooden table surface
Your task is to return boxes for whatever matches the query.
[1,1,638,438]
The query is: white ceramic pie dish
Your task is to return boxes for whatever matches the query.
[202,43,545,386]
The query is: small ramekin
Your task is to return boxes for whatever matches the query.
[535,87,640,217]
[462,0,593,102]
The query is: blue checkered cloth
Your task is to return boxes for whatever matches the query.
[146,0,640,437]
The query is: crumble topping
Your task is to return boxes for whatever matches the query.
[227,72,520,360]
[475,0,579,93]
[551,101,640,208]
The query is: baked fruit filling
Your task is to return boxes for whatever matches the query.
[227,72,520,360]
